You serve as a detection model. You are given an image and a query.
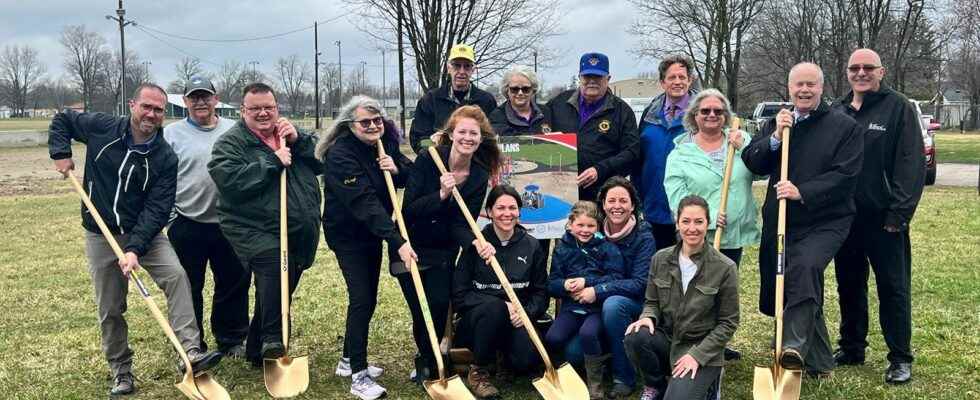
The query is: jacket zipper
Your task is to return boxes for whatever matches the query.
[113,150,133,233]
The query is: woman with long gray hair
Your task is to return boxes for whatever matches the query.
[317,95,416,400]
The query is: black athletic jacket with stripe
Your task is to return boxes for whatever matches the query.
[49,109,178,257]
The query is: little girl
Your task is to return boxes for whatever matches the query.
[545,200,625,399]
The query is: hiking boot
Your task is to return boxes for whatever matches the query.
[351,369,387,400]
[336,356,384,378]
[584,354,609,399]
[219,344,247,360]
[261,342,285,359]
[779,348,804,371]
[109,372,135,396]
[638,386,660,400]
[178,349,223,377]
[467,364,499,399]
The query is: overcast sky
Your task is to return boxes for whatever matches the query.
[0,0,657,92]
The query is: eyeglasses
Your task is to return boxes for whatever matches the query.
[698,108,725,116]
[508,86,533,95]
[847,64,881,73]
[353,116,384,128]
[451,62,474,71]
[243,105,277,114]
[187,93,214,104]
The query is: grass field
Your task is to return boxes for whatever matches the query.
[0,184,978,399]
[935,131,980,164]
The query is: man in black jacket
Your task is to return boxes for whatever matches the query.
[831,48,925,384]
[546,52,639,201]
[742,63,863,378]
[408,43,497,154]
[50,84,221,396]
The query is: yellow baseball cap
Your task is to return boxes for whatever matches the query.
[449,44,475,63]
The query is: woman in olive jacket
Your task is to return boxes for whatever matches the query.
[317,95,416,398]
[623,195,739,400]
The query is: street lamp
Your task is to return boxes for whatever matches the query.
[335,41,342,104]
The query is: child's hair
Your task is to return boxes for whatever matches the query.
[677,194,711,222]
[567,200,601,225]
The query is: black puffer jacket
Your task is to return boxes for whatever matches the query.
[453,224,549,319]
[49,109,177,257]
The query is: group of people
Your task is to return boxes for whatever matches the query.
[50,42,924,400]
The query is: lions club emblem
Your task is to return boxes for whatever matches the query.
[589,57,600,66]
[598,120,611,133]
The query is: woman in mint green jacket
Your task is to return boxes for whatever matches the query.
[664,88,761,268]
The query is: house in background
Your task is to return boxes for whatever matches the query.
[166,94,238,118]
[929,88,972,129]
[610,78,664,99]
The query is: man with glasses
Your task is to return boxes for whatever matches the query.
[164,76,250,359]
[408,43,497,154]
[831,48,924,384]
[49,83,223,396]
[546,52,639,201]
[208,82,322,368]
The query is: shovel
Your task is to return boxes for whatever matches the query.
[713,117,740,250]
[264,136,310,398]
[67,173,230,400]
[752,127,803,400]
[378,145,475,400]
[427,147,589,400]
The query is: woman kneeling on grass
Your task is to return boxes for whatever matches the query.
[623,195,739,400]
[452,184,548,398]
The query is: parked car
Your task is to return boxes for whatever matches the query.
[749,101,793,132]
[911,100,937,185]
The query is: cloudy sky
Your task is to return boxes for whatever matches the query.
[0,0,658,91]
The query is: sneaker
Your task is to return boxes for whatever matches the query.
[638,386,660,400]
[336,357,384,379]
[219,344,247,360]
[351,369,387,400]
[467,364,500,399]
[179,349,223,377]
[885,362,912,384]
[109,372,136,396]
[261,342,285,359]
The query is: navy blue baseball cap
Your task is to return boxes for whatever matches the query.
[579,52,609,76]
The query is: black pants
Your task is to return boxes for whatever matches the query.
[245,248,304,361]
[396,264,452,369]
[336,245,383,373]
[719,247,743,268]
[624,327,721,399]
[456,299,541,371]
[834,210,914,364]
[650,223,677,251]
[167,215,250,351]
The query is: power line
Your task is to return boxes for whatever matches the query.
[132,13,348,43]
[133,25,222,67]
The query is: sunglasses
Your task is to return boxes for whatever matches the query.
[451,62,474,71]
[847,64,881,73]
[698,108,725,116]
[353,116,384,128]
[508,86,533,94]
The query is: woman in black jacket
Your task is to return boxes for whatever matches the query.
[401,105,501,385]
[489,65,552,136]
[452,185,547,398]
[317,95,416,400]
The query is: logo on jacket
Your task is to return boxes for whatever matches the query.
[344,176,357,185]
[517,256,528,264]
[868,123,887,132]
[598,120,611,133]
[541,124,552,133]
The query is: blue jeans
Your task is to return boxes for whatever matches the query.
[563,295,643,386]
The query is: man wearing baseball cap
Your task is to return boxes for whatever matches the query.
[163,76,251,359]
[546,52,640,201]
[408,43,498,154]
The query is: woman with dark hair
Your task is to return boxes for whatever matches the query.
[401,105,500,386]
[317,95,416,400]
[624,195,739,400]
[452,184,547,398]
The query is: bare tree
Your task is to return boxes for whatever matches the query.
[34,77,79,111]
[274,54,312,116]
[168,56,209,92]
[214,60,247,104]
[60,25,110,112]
[0,44,47,116]
[103,50,149,109]
[349,0,563,91]
[320,62,341,113]
[946,0,980,127]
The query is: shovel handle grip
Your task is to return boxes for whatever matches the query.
[67,173,197,376]
[713,117,740,250]
[426,146,560,373]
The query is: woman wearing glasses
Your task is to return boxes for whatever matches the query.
[489,65,552,136]
[316,95,416,400]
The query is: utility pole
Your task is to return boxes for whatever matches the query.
[381,48,386,110]
[314,21,321,130]
[106,0,133,116]
[336,41,342,106]
[141,60,152,83]
[397,1,407,132]
[248,60,260,81]
[533,50,538,73]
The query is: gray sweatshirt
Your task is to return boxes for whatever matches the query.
[163,117,236,224]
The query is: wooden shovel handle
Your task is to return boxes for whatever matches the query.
[426,146,560,374]
[713,116,740,249]
[279,135,292,353]
[378,144,450,381]
[774,126,790,374]
[67,173,197,376]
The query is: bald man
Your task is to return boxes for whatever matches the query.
[831,49,924,384]
[742,62,864,378]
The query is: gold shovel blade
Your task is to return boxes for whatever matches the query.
[531,363,590,400]
[423,375,477,400]
[175,371,207,400]
[753,366,802,400]
[195,373,231,400]
[264,355,310,398]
